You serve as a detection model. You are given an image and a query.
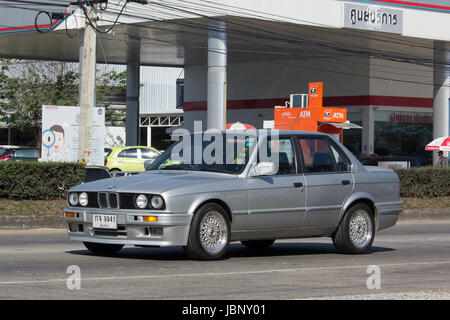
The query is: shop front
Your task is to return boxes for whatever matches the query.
[343,108,433,165]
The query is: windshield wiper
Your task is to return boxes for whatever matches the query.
[157,165,190,170]
[197,168,232,174]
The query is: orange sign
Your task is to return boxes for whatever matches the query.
[308,82,323,107]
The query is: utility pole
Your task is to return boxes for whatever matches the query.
[78,5,97,164]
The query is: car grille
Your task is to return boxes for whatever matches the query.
[98,192,119,209]
[71,192,137,209]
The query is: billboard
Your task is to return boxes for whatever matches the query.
[41,105,105,166]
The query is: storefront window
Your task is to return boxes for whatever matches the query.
[343,112,362,157]
[374,110,432,166]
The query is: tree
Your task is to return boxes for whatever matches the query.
[0,59,126,147]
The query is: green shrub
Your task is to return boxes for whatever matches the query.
[0,162,85,200]
[393,167,450,198]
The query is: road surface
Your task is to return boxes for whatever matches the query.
[0,222,449,299]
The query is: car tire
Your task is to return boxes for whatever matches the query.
[83,242,124,255]
[332,203,375,254]
[183,203,231,260]
[241,240,275,249]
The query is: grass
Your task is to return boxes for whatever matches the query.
[401,197,450,210]
[0,197,449,216]
[0,199,66,216]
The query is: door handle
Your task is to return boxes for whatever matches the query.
[293,182,303,188]
[341,180,351,185]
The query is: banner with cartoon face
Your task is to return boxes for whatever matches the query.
[41,105,105,165]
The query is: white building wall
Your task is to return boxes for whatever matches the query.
[185,56,371,103]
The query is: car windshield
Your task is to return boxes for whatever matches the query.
[148,133,256,175]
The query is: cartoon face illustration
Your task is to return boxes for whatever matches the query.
[50,125,65,150]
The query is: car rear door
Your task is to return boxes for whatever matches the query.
[117,148,141,171]
[246,136,307,230]
[296,136,354,228]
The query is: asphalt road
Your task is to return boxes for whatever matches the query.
[0,222,449,300]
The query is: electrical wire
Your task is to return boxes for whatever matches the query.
[2,0,450,82]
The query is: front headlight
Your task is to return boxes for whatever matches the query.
[68,193,78,206]
[151,195,164,209]
[136,194,148,209]
[79,192,88,207]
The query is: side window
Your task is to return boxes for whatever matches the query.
[329,143,351,172]
[118,148,138,159]
[298,137,337,173]
[261,137,296,175]
[141,149,159,160]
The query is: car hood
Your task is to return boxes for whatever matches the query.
[71,170,236,194]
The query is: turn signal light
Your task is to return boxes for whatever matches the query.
[143,216,158,222]
[65,212,75,218]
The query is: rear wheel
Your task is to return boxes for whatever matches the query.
[183,203,230,260]
[241,239,275,249]
[83,242,124,255]
[332,203,375,254]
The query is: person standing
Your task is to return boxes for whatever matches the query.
[437,151,448,168]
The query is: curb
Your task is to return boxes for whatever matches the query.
[1,208,450,230]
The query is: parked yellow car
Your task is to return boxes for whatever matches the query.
[105,146,161,172]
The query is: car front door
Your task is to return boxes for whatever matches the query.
[246,136,307,230]
[297,136,354,228]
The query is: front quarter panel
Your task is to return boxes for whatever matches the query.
[163,177,248,231]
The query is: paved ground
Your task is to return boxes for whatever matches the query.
[0,221,449,300]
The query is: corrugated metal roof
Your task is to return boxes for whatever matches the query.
[104,64,183,115]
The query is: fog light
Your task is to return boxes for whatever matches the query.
[150,227,163,236]
[68,223,78,232]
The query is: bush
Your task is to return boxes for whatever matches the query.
[393,167,450,198]
[0,162,85,200]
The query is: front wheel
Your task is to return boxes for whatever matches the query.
[83,242,124,255]
[183,203,230,260]
[332,203,375,254]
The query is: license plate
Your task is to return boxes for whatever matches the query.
[92,214,117,229]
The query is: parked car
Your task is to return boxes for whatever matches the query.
[0,145,20,156]
[63,131,402,260]
[104,146,161,172]
[360,155,420,168]
[0,147,39,161]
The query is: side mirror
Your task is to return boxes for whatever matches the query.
[250,162,277,177]
[144,159,154,170]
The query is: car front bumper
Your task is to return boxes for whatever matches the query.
[62,208,193,247]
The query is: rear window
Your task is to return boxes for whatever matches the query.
[104,148,112,158]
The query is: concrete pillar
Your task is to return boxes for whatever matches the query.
[433,41,450,163]
[207,20,227,130]
[126,41,141,146]
[147,126,152,147]
[362,106,375,156]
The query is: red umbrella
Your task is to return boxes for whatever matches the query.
[425,137,450,151]
[226,122,256,130]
